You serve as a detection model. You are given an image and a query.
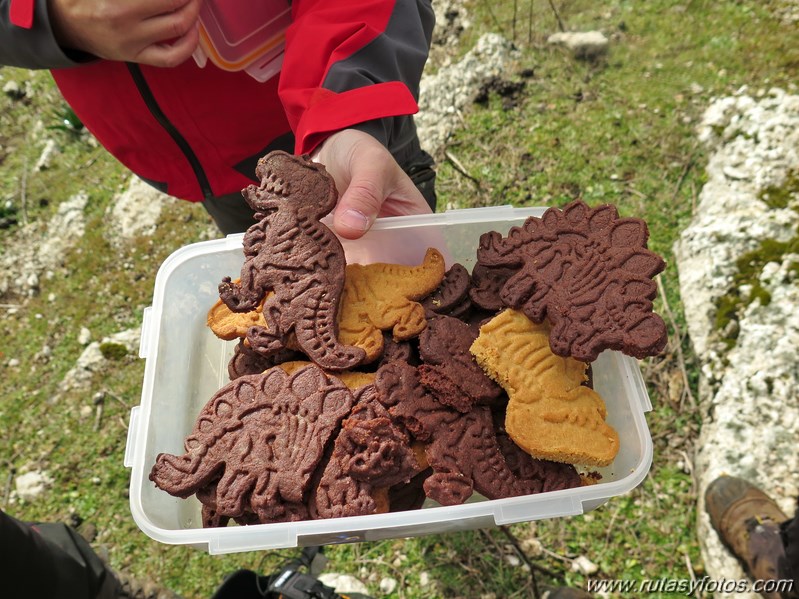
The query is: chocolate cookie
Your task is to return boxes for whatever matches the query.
[388,467,432,512]
[311,385,418,519]
[374,332,419,370]
[417,315,502,412]
[149,365,354,523]
[227,340,303,380]
[468,263,515,312]
[374,362,557,506]
[218,151,365,371]
[494,426,582,493]
[422,263,472,317]
[475,200,667,361]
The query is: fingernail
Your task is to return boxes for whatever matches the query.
[339,209,371,232]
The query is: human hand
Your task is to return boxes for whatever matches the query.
[312,129,433,240]
[47,0,202,67]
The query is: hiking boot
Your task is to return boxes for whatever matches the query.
[706,475,791,598]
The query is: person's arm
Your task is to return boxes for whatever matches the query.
[0,0,81,68]
[0,0,201,69]
[279,0,435,239]
[279,0,434,155]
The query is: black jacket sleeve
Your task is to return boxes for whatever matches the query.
[0,0,87,69]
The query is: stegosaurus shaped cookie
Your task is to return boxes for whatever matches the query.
[475,200,667,362]
[149,365,354,524]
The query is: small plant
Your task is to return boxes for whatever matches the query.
[0,200,17,230]
[99,342,128,361]
[47,104,84,139]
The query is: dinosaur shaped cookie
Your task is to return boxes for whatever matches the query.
[470,309,620,467]
[375,361,580,506]
[311,385,420,519]
[210,249,442,372]
[218,151,365,371]
[338,247,446,363]
[149,365,354,524]
[475,200,667,362]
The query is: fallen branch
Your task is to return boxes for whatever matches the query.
[444,150,482,188]
[547,0,566,32]
[684,551,700,599]
[498,525,553,598]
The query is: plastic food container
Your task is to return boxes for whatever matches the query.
[125,206,654,554]
[192,0,291,82]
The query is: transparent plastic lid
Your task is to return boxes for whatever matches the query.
[193,0,291,82]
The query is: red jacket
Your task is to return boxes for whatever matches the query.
[2,0,434,201]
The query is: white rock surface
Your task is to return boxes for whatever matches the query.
[378,577,398,595]
[107,176,174,243]
[2,80,21,97]
[317,573,369,595]
[0,191,88,297]
[547,31,609,60]
[675,89,799,356]
[53,327,142,401]
[34,139,59,172]
[78,326,92,345]
[417,33,518,157]
[674,88,799,597]
[570,555,599,576]
[429,0,471,69]
[15,470,54,502]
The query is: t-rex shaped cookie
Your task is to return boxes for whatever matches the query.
[470,309,620,467]
[211,248,441,368]
[218,151,365,371]
[475,200,667,362]
[149,365,354,524]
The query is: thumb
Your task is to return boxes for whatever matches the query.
[332,162,388,240]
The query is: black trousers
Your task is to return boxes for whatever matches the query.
[0,509,120,599]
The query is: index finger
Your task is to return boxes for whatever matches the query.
[134,0,197,20]
[135,25,199,67]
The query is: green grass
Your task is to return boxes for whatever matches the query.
[0,1,797,597]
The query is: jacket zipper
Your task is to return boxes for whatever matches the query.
[126,63,214,200]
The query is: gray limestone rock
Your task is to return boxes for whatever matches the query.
[106,176,174,244]
[0,191,88,298]
[416,33,518,158]
[674,88,799,597]
[547,31,609,60]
